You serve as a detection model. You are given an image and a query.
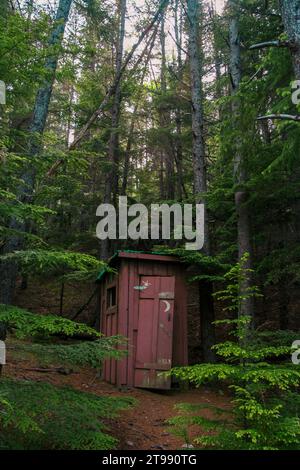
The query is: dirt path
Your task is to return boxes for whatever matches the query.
[4,345,230,450]
[108,387,230,450]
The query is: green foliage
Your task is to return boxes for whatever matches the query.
[213,253,262,313]
[257,244,300,286]
[12,336,127,369]
[170,320,300,450]
[170,321,300,449]
[0,250,105,281]
[0,305,100,339]
[1,0,300,452]
[153,247,231,282]
[0,379,134,450]
[0,303,130,450]
[168,260,300,450]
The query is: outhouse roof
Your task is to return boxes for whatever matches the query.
[96,250,181,282]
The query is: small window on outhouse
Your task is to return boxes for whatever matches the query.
[107,286,116,308]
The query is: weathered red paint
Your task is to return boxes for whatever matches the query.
[99,252,188,389]
[134,275,175,388]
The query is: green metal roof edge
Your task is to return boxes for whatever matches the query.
[96,249,177,282]
[96,251,119,282]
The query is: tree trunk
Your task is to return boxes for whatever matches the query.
[0,0,73,304]
[174,0,185,201]
[174,109,185,200]
[278,278,289,330]
[121,115,135,196]
[107,0,126,204]
[280,0,300,79]
[187,0,208,234]
[101,0,126,260]
[121,31,158,196]
[209,2,222,104]
[187,0,215,362]
[229,1,254,318]
[159,13,175,200]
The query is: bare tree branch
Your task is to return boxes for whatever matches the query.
[69,0,169,151]
[245,64,264,84]
[47,0,169,177]
[250,40,290,50]
[257,114,300,122]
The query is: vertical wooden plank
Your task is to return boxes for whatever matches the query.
[127,260,139,386]
[173,266,188,366]
[134,275,175,389]
[100,283,107,380]
[157,276,175,371]
[116,262,128,386]
[151,277,160,373]
[111,312,117,384]
[105,312,112,382]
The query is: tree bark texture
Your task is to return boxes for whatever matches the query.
[280,0,300,79]
[229,2,254,318]
[187,0,215,361]
[0,0,73,304]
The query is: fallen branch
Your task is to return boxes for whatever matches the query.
[257,114,300,122]
[15,366,75,375]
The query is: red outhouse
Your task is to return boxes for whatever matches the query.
[97,251,188,389]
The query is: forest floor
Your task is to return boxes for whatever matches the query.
[4,338,231,450]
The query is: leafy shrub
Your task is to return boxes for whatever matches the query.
[0,379,134,450]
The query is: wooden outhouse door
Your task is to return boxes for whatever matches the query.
[134,275,175,389]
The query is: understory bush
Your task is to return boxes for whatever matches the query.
[0,305,130,449]
[168,258,300,450]
[10,337,127,368]
[0,304,100,339]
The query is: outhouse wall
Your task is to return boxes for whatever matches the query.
[99,252,188,389]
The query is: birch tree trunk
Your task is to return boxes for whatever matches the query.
[229,1,254,318]
[186,0,215,362]
[280,0,300,79]
[0,0,73,304]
